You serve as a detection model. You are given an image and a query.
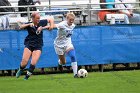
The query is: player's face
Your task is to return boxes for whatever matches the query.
[33,14,40,25]
[67,16,75,26]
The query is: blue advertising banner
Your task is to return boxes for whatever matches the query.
[0,24,140,70]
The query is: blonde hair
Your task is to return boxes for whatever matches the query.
[66,12,75,19]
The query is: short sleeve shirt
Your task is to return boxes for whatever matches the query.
[54,21,75,47]
[24,19,48,48]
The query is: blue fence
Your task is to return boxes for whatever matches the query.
[0,25,140,70]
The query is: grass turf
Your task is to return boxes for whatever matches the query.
[0,70,140,93]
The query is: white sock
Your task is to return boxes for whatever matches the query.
[71,62,78,75]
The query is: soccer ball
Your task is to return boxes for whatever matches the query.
[78,69,88,78]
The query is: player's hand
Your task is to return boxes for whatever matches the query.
[126,12,133,18]
[17,21,22,29]
[47,25,54,31]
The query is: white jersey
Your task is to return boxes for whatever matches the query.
[54,21,75,47]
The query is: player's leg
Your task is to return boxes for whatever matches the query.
[16,47,32,78]
[58,55,66,65]
[67,49,78,78]
[54,45,66,71]
[24,49,41,80]
[58,55,66,71]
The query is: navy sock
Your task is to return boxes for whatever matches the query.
[28,64,35,74]
[20,65,25,70]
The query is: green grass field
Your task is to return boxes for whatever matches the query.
[0,70,140,93]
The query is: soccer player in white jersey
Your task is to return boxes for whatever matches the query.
[54,12,78,78]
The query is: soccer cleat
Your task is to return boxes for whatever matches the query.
[24,71,32,80]
[24,75,30,80]
[74,74,79,78]
[16,69,23,78]
[58,64,63,72]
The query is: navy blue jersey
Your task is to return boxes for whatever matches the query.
[24,19,48,48]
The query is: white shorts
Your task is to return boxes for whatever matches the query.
[54,43,74,55]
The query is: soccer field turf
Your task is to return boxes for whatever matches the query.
[0,70,140,93]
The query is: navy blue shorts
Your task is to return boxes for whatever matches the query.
[25,45,42,52]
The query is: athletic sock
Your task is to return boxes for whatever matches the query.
[26,64,35,76]
[71,62,78,75]
[19,65,25,70]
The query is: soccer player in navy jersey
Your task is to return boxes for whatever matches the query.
[16,12,54,80]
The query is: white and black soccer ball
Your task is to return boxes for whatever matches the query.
[78,69,88,78]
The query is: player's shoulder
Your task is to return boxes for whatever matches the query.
[59,21,67,25]
[58,21,75,28]
[57,21,66,27]
[72,23,75,28]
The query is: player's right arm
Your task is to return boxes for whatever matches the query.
[46,17,55,31]
[18,21,34,29]
[54,22,64,30]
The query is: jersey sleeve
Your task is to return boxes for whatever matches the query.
[56,21,65,30]
[39,20,48,27]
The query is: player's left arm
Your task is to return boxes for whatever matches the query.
[36,18,54,34]
[45,17,54,31]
